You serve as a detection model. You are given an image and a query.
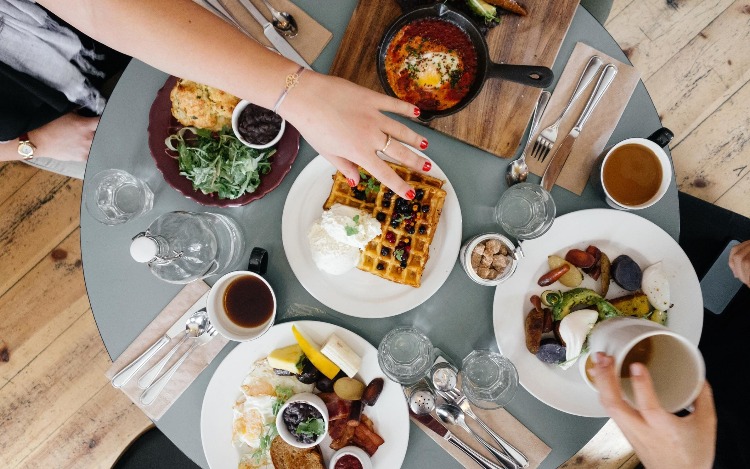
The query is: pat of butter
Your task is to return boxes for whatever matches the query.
[321,334,362,378]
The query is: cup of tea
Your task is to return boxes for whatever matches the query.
[587,317,705,413]
[207,270,276,341]
[597,127,674,210]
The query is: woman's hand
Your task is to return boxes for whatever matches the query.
[590,352,716,469]
[30,112,99,162]
[282,72,431,199]
[729,240,750,287]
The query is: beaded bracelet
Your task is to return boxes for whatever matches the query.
[272,66,306,114]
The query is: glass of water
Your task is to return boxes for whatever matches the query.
[85,169,154,225]
[378,326,434,385]
[460,349,518,409]
[495,182,555,240]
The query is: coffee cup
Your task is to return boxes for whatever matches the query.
[587,317,705,413]
[596,127,674,210]
[207,270,276,341]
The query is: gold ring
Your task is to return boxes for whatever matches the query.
[380,134,392,154]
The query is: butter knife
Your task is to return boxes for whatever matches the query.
[411,410,507,469]
[111,306,200,388]
[236,0,311,69]
[541,63,618,192]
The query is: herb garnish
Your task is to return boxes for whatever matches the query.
[165,126,274,200]
[295,418,325,437]
[357,170,381,198]
[345,215,361,236]
[394,248,405,261]
[251,424,278,462]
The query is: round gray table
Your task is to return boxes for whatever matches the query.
[82,4,679,468]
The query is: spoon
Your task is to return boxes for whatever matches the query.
[261,0,298,37]
[137,309,208,389]
[432,366,530,468]
[436,404,519,469]
[505,91,551,187]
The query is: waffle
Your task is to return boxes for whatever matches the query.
[322,163,446,287]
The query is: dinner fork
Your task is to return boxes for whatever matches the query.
[140,322,218,406]
[531,55,604,162]
[438,387,529,468]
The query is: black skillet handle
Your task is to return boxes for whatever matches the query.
[486,64,554,88]
[646,127,674,148]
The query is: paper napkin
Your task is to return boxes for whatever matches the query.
[105,282,229,420]
[527,42,641,195]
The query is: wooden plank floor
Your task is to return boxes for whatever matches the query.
[0,1,746,467]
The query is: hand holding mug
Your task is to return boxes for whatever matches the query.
[590,352,716,469]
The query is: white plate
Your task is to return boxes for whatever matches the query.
[201,320,409,468]
[492,209,703,417]
[282,152,462,318]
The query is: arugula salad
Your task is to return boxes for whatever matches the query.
[165,126,275,200]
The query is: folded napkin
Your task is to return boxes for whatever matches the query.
[105,282,229,420]
[527,42,641,195]
[203,0,332,65]
[406,359,551,469]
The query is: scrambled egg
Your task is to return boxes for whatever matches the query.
[170,79,240,131]
[232,358,313,467]
[402,50,462,89]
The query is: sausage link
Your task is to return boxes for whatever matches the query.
[537,264,570,286]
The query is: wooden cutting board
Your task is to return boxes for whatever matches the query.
[330,0,579,158]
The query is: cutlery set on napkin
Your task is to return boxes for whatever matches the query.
[403,359,551,469]
[527,42,641,195]
[105,282,228,420]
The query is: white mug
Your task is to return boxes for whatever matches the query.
[597,128,674,210]
[207,270,276,341]
[587,317,705,413]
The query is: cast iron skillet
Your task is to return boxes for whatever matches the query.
[377,3,554,122]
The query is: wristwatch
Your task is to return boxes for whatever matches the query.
[17,133,35,160]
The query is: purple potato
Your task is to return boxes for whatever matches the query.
[611,255,642,291]
[536,341,566,364]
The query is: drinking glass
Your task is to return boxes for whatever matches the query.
[460,350,518,409]
[495,182,555,240]
[85,169,154,225]
[378,326,433,385]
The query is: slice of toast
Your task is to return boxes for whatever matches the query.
[269,436,325,469]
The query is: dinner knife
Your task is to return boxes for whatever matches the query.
[236,0,312,69]
[111,299,206,388]
[541,63,618,192]
[411,411,507,469]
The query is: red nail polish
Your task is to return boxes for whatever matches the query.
[414,107,421,117]
[347,178,356,187]
[422,161,432,172]
[420,139,429,150]
[406,189,416,200]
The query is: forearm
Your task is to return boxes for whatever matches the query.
[0,139,22,162]
[38,0,299,110]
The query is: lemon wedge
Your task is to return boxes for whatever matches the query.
[291,324,340,379]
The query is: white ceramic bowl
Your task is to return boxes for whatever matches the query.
[231,99,286,149]
[459,233,518,286]
[275,392,329,449]
[328,446,373,469]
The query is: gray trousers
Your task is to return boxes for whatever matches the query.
[23,157,86,179]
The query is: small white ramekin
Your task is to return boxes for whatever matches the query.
[231,99,285,149]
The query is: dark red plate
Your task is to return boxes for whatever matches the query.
[147,76,300,207]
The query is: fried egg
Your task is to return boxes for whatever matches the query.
[232,358,313,449]
[403,51,462,89]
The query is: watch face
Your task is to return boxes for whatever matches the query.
[18,142,34,158]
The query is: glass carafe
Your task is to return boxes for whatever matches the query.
[130,211,244,284]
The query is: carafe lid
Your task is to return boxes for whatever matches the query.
[130,235,158,263]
